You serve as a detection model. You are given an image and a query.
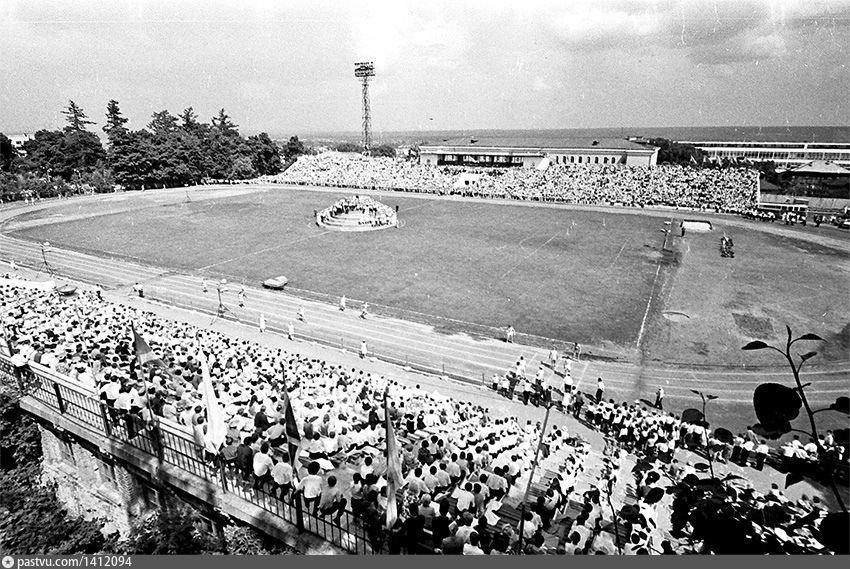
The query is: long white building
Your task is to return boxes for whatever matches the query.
[419,137,659,169]
[679,140,850,167]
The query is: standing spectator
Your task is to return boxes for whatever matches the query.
[287,321,295,341]
[360,339,368,359]
[133,282,144,298]
[506,325,515,343]
[318,475,347,523]
[339,295,346,311]
[258,314,266,333]
[271,451,294,500]
[655,387,665,410]
[755,440,770,471]
[252,442,274,491]
[235,436,254,484]
[595,378,605,403]
[296,461,324,514]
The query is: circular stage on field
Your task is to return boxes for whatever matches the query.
[316,195,398,232]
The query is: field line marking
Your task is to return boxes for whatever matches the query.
[608,241,627,269]
[500,232,560,279]
[198,230,331,271]
[635,216,673,350]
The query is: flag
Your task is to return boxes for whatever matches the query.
[384,390,403,529]
[131,324,163,367]
[198,347,227,454]
[280,374,301,474]
[689,155,698,166]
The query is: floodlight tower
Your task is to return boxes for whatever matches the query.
[354,61,375,153]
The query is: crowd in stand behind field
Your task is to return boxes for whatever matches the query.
[1,275,845,555]
[264,153,759,213]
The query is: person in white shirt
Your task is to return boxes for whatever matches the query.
[271,452,294,500]
[456,482,475,514]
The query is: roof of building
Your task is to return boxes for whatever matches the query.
[789,161,850,175]
[422,137,653,152]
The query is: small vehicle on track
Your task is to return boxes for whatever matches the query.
[261,275,288,290]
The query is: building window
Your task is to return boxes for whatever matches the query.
[578,156,582,163]
[142,485,162,509]
[570,156,575,163]
[98,456,116,488]
[594,156,599,164]
[511,157,523,164]
[59,437,76,465]
[196,514,219,538]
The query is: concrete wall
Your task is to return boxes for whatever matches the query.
[40,427,143,536]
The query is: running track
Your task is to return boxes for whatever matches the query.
[1,186,847,430]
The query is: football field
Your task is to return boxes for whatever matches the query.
[8,185,850,368]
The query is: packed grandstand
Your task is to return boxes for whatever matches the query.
[264,153,760,214]
[1,274,845,555]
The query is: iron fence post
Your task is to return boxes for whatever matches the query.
[295,493,305,531]
[99,402,113,437]
[53,381,66,414]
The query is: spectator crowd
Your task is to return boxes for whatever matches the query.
[266,153,759,213]
[1,273,845,555]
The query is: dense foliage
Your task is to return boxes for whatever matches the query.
[1,100,284,200]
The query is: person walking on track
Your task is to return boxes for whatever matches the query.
[287,321,295,341]
[548,345,559,371]
[506,325,515,343]
[297,305,306,323]
[259,314,266,334]
[360,339,368,359]
[360,302,369,319]
[238,290,245,308]
[595,377,605,404]
[655,387,665,410]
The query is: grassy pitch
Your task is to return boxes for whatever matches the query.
[11,186,849,366]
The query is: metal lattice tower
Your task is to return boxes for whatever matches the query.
[354,62,375,153]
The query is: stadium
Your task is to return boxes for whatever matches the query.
[2,148,849,555]
[1,2,849,556]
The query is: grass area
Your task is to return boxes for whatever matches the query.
[10,187,850,366]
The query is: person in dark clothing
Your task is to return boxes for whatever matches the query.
[254,406,272,435]
[418,441,432,465]
[573,391,584,420]
[430,499,452,548]
[361,490,385,553]
[401,503,426,554]
[235,436,254,482]
[475,517,493,554]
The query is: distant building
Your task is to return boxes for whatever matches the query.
[781,160,850,198]
[679,140,850,168]
[7,133,33,153]
[418,137,659,169]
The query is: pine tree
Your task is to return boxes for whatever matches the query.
[103,100,129,142]
[62,100,95,133]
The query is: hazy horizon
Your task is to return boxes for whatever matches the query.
[2,0,848,137]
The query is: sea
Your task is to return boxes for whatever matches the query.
[298,126,850,146]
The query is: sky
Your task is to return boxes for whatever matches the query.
[0,0,848,137]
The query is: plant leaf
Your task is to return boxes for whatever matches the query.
[753,383,802,434]
[800,351,818,361]
[816,512,850,555]
[829,396,850,414]
[797,333,825,342]
[706,395,719,401]
[742,340,769,350]
[690,389,702,396]
[785,471,805,489]
[681,408,705,425]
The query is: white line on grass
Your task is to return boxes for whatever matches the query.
[501,232,561,279]
[198,230,331,271]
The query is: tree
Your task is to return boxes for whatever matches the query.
[0,393,118,555]
[211,109,239,137]
[103,100,129,143]
[284,136,307,161]
[62,100,95,133]
[179,107,202,134]
[115,505,225,554]
[147,110,179,139]
[246,133,282,175]
[229,156,258,180]
[645,138,706,167]
[335,141,363,154]
[0,133,18,172]
[370,144,396,158]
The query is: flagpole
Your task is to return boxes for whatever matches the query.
[516,402,552,553]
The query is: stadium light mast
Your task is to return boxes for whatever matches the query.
[354,61,375,154]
